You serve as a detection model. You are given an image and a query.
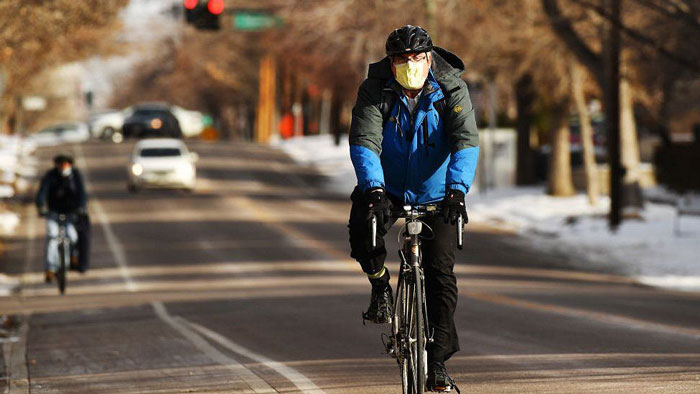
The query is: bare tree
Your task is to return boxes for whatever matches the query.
[0,0,128,133]
[571,60,599,204]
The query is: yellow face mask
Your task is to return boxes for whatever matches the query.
[394,59,428,90]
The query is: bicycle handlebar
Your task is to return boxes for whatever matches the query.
[370,204,465,250]
[48,212,78,223]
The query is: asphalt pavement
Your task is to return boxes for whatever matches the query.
[1,139,699,393]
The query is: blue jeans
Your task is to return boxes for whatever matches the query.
[44,216,78,272]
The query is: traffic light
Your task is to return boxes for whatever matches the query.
[184,0,223,30]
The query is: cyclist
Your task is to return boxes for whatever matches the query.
[348,25,479,391]
[36,154,87,282]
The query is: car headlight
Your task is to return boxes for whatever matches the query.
[131,163,143,176]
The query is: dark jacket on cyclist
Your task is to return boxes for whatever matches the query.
[349,46,479,204]
[36,168,87,214]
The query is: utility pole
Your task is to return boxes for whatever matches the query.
[605,0,622,230]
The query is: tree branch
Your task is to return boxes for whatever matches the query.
[571,0,700,74]
[541,0,604,85]
[636,0,700,30]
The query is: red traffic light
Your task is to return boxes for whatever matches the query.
[184,0,198,10]
[207,0,224,15]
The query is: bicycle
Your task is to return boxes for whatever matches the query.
[50,213,75,295]
[373,205,463,394]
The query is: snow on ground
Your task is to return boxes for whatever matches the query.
[274,134,700,292]
[0,134,36,237]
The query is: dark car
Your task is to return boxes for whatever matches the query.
[121,103,182,139]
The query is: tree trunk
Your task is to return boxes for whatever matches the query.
[570,61,599,205]
[547,106,576,196]
[515,74,536,185]
[620,76,640,182]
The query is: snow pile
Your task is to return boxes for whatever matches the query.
[1,134,36,237]
[0,211,19,236]
[469,188,700,291]
[0,134,37,199]
[275,135,700,291]
[0,274,20,296]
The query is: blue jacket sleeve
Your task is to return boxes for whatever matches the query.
[446,146,479,193]
[350,144,385,191]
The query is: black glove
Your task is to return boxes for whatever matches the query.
[441,189,468,224]
[364,188,392,226]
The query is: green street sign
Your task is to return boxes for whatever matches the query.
[232,11,283,31]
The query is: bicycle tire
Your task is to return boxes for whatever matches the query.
[57,240,67,295]
[396,275,410,394]
[412,265,426,394]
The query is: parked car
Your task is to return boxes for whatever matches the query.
[171,105,204,138]
[121,103,183,140]
[127,138,198,192]
[27,122,90,147]
[89,108,132,141]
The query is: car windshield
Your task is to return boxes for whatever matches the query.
[139,147,182,157]
[133,109,169,117]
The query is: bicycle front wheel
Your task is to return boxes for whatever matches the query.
[411,265,426,394]
[57,240,67,295]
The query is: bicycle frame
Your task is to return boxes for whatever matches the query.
[376,204,463,393]
[50,213,72,294]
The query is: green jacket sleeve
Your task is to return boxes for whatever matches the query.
[444,78,479,152]
[349,79,387,191]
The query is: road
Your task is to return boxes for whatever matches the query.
[1,140,699,393]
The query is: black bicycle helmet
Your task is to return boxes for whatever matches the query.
[385,25,433,56]
[53,154,73,165]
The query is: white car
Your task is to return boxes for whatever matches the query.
[28,122,90,147]
[89,108,132,140]
[127,139,198,192]
[171,105,204,138]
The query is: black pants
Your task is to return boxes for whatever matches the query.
[348,187,460,363]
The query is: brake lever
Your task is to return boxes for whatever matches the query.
[457,215,463,250]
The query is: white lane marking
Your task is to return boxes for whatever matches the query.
[74,145,321,392]
[90,199,137,292]
[151,301,277,393]
[3,319,29,394]
[74,145,136,292]
[182,318,325,394]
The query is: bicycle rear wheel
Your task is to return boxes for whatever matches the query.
[57,241,67,295]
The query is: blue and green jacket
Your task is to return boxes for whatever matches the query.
[349,47,479,204]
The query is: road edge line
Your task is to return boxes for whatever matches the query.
[73,145,136,292]
[182,318,325,394]
[151,301,277,393]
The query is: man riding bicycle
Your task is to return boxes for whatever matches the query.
[348,25,479,391]
[36,154,88,282]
